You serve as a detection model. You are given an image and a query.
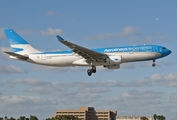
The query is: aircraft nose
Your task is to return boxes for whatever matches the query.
[167,49,172,55]
[164,49,172,56]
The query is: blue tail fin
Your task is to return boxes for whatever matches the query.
[4,29,29,45]
[4,29,41,54]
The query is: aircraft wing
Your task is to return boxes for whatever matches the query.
[4,52,29,60]
[56,36,107,62]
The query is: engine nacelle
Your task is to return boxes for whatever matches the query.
[104,64,120,69]
[105,55,122,65]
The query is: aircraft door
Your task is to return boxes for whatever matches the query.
[153,46,158,52]
[128,47,134,61]
[41,54,46,60]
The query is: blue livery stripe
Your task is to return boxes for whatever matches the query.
[4,29,29,45]
[35,51,73,54]
[12,48,24,52]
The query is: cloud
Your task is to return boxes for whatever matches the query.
[121,89,163,100]
[0,95,57,106]
[8,78,94,88]
[84,26,140,40]
[0,95,58,118]
[0,47,13,60]
[0,82,6,87]
[96,79,152,87]
[0,28,6,41]
[78,87,109,93]
[83,26,155,43]
[101,89,164,111]
[45,11,57,16]
[25,87,74,97]
[121,60,173,69]
[153,32,169,41]
[99,89,177,119]
[84,33,114,40]
[103,97,124,106]
[116,26,141,37]
[7,78,48,86]
[62,93,101,105]
[121,62,136,69]
[0,91,2,95]
[150,73,177,87]
[40,28,64,36]
[165,92,177,103]
[16,29,37,35]
[0,64,27,74]
[127,36,153,43]
[31,64,86,73]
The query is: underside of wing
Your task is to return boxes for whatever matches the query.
[56,36,107,62]
[4,52,29,60]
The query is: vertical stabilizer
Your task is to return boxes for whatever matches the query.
[4,29,41,54]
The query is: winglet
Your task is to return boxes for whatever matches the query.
[56,35,65,41]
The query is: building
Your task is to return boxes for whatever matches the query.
[52,107,117,120]
[116,116,152,120]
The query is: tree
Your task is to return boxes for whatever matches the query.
[9,117,16,120]
[153,114,157,120]
[4,116,8,120]
[156,115,166,120]
[0,117,3,120]
[140,116,149,120]
[30,115,38,120]
[153,114,166,120]
[18,116,26,120]
[54,115,81,120]
[45,118,51,120]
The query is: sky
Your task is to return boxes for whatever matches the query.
[0,0,177,120]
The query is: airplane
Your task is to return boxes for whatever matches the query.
[4,29,172,76]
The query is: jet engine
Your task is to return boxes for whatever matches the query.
[104,55,122,65]
[104,55,122,69]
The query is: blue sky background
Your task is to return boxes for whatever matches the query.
[0,0,177,119]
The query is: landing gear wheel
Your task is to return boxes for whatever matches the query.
[87,69,92,76]
[152,63,156,67]
[92,66,96,73]
[152,60,156,67]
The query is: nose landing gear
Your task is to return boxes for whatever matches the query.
[87,66,96,76]
[152,60,156,67]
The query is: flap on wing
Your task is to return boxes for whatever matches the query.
[56,36,107,61]
[4,52,29,60]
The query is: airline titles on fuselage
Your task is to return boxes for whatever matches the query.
[104,46,153,53]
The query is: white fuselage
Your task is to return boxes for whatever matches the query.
[21,52,161,67]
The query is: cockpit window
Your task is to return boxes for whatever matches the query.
[163,47,166,49]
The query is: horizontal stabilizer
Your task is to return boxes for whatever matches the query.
[4,52,29,60]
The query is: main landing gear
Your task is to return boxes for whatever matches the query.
[152,60,156,67]
[87,66,96,76]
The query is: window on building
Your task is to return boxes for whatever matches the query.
[98,112,104,114]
